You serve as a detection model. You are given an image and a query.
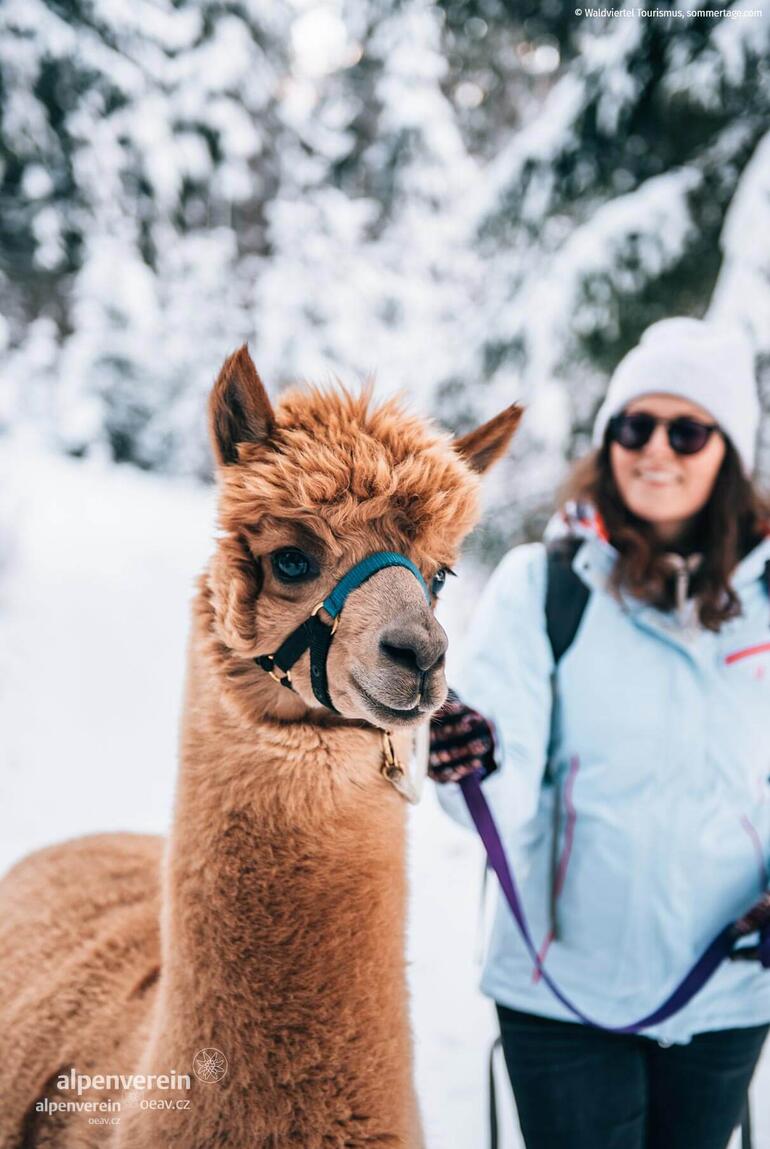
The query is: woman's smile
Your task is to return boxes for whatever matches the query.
[633,466,681,487]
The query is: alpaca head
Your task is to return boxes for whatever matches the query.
[207,346,521,729]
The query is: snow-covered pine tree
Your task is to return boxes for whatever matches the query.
[437,0,579,158]
[2,2,769,557]
[0,0,291,475]
[450,7,770,554]
[254,0,481,412]
[708,126,770,474]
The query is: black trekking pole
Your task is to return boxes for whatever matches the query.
[741,1101,753,1149]
[488,1036,502,1149]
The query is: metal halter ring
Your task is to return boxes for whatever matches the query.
[311,601,340,635]
[268,666,292,686]
[381,731,401,779]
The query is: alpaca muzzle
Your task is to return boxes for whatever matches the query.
[254,550,432,714]
[378,619,447,676]
[358,615,448,719]
[254,551,433,803]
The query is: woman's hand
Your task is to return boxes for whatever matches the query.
[428,690,498,783]
[731,891,770,968]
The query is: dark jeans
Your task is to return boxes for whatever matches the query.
[496,1004,768,1149]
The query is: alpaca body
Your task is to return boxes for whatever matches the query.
[0,600,420,1148]
[0,834,161,1147]
[0,347,520,1147]
[114,612,421,1149]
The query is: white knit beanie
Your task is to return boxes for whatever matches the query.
[592,317,760,473]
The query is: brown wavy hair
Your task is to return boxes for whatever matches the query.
[560,438,769,631]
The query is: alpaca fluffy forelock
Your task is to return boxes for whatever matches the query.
[217,385,482,570]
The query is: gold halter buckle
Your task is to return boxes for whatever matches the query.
[311,601,340,635]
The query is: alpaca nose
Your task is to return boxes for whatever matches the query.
[379,621,447,674]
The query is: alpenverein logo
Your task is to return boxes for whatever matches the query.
[192,1048,228,1084]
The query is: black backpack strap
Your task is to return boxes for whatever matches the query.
[545,538,591,665]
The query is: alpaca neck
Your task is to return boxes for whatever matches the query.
[136,606,418,1145]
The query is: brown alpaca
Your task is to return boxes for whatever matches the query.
[0,348,521,1149]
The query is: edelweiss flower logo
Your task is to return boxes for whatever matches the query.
[192,1048,228,1083]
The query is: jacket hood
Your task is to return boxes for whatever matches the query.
[543,501,610,547]
[543,500,770,595]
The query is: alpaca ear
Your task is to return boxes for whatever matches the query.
[454,403,523,474]
[210,344,275,466]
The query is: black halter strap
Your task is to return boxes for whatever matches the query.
[255,610,336,709]
[254,551,430,713]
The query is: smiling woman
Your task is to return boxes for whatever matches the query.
[432,317,770,1149]
[565,321,770,631]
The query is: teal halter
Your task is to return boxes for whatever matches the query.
[255,551,430,711]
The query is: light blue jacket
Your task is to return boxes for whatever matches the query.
[438,526,770,1043]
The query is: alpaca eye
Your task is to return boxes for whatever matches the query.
[271,548,319,583]
[431,568,451,596]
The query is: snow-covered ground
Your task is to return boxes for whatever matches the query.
[0,448,766,1149]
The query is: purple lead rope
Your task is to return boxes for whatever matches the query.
[459,771,741,1034]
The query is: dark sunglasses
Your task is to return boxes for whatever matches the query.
[607,412,720,456]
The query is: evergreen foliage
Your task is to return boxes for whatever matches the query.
[1,1,768,554]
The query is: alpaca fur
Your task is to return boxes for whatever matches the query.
[0,347,521,1149]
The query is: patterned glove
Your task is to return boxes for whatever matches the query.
[428,690,498,784]
[731,891,770,968]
